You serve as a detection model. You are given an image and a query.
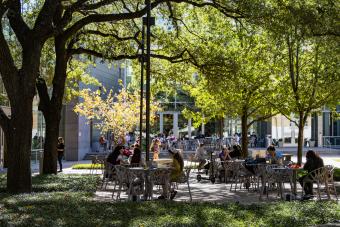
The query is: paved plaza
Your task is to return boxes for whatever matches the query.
[52,153,340,204]
[1,150,338,204]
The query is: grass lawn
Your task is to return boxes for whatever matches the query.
[0,174,339,226]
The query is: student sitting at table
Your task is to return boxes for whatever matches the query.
[299,150,324,199]
[229,145,242,159]
[130,144,144,166]
[159,149,184,200]
[266,145,280,164]
[218,146,232,182]
[107,145,122,165]
[219,146,231,161]
[107,145,129,165]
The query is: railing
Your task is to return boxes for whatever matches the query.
[322,136,340,148]
[164,138,229,151]
[31,149,44,164]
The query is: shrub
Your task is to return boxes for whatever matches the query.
[72,163,103,169]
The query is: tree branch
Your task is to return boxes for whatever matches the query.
[33,0,60,40]
[62,0,242,40]
[69,47,189,63]
[6,0,30,46]
[36,77,51,113]
[80,0,118,11]
[0,106,10,133]
[0,16,17,99]
[62,0,165,40]
[82,29,140,43]
[247,112,278,128]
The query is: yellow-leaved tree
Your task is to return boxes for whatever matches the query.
[74,87,160,143]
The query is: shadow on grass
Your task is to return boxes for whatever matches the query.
[0,173,339,226]
[0,174,99,193]
[0,192,339,227]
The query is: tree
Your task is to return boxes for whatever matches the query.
[154,7,278,156]
[0,0,231,192]
[74,86,160,144]
[34,0,242,175]
[259,0,340,164]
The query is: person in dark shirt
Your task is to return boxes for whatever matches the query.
[229,145,242,159]
[130,145,142,165]
[57,137,65,172]
[107,145,124,165]
[299,150,324,196]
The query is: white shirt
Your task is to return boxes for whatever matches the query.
[195,147,206,160]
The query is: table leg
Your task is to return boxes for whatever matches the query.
[293,170,297,196]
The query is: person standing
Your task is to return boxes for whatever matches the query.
[151,138,160,160]
[57,137,65,172]
[99,135,107,152]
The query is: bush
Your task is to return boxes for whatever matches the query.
[72,163,103,169]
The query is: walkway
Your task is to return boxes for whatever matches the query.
[94,169,339,204]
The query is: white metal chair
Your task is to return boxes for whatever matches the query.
[100,161,115,190]
[302,166,338,200]
[171,168,192,201]
[113,165,129,200]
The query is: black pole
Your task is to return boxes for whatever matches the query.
[139,25,145,151]
[145,0,151,162]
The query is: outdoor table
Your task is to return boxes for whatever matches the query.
[271,167,294,199]
[153,159,173,168]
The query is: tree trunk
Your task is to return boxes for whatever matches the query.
[38,37,68,174]
[3,136,8,168]
[6,104,33,193]
[42,114,60,174]
[241,113,249,158]
[297,112,305,165]
[219,117,223,139]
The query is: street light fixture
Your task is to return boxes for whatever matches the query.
[140,0,155,162]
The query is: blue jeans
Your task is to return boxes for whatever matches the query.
[58,153,63,171]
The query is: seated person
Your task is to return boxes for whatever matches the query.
[159,149,184,200]
[229,145,242,159]
[117,148,130,165]
[107,145,129,165]
[299,150,324,198]
[219,147,231,162]
[266,145,280,164]
[123,147,132,157]
[195,143,206,170]
[130,144,144,166]
[107,145,122,165]
[218,147,232,182]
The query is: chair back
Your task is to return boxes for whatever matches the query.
[325,165,335,180]
[176,168,191,184]
[307,166,328,183]
[151,168,171,185]
[114,165,129,184]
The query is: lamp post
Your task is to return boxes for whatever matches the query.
[139,22,145,151]
[144,0,154,162]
